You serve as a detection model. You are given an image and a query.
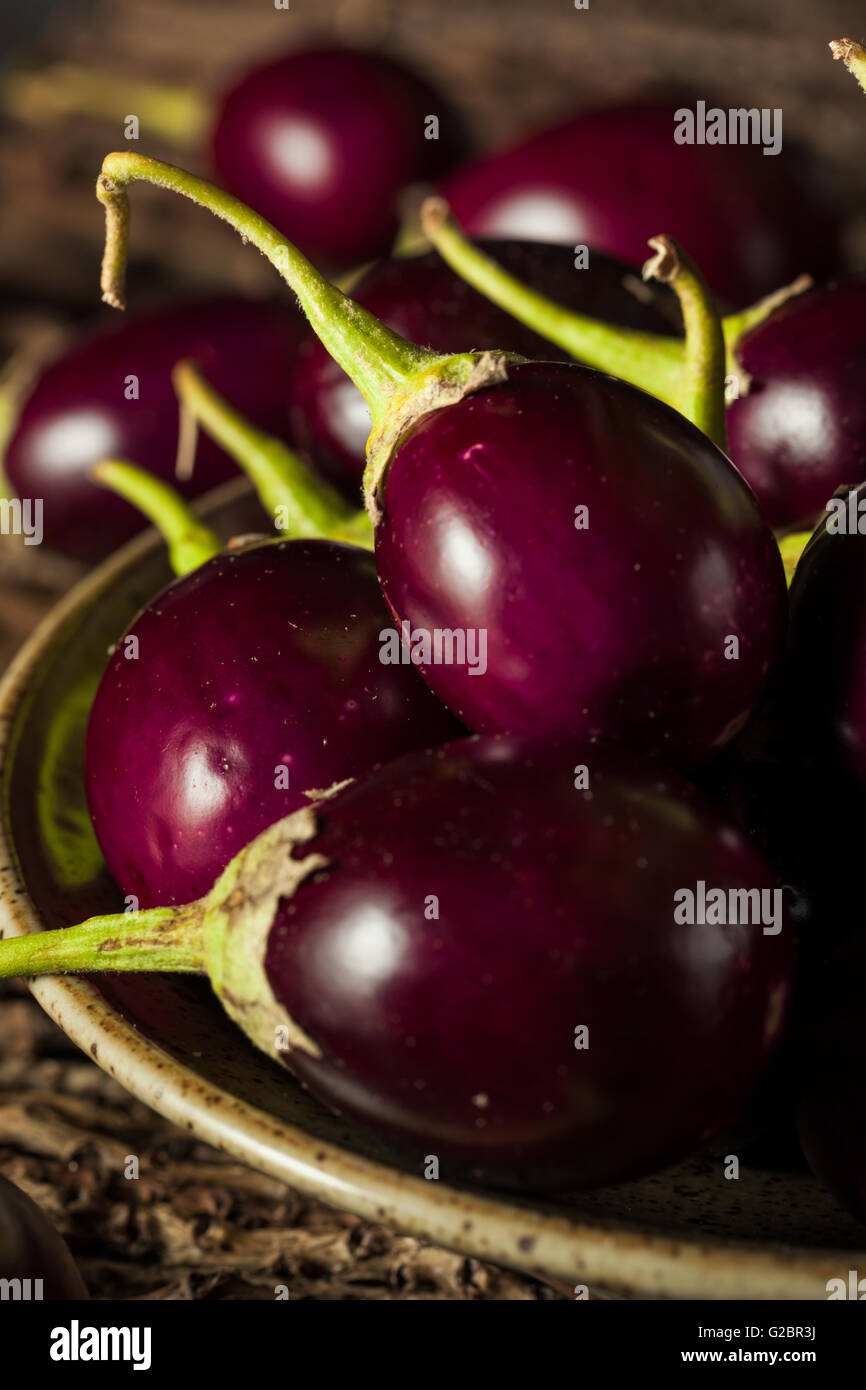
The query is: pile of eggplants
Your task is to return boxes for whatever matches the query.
[2,37,866,1214]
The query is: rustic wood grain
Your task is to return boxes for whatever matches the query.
[1,0,864,312]
[0,981,565,1299]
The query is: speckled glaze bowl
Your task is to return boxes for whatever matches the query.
[0,478,863,1300]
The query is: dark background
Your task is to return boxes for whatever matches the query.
[2,0,866,313]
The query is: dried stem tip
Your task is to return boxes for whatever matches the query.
[420,195,450,239]
[97,174,130,309]
[642,235,681,285]
[830,38,866,95]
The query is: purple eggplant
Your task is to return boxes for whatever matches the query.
[95,155,788,767]
[0,736,795,1191]
[440,100,840,308]
[373,359,784,764]
[211,47,468,271]
[289,240,677,489]
[0,1174,87,1300]
[423,202,863,532]
[86,534,460,909]
[726,279,866,530]
[262,738,794,1188]
[4,296,304,560]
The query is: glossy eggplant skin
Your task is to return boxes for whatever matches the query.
[5,297,304,561]
[727,279,866,531]
[265,736,794,1191]
[85,539,460,909]
[441,102,840,308]
[210,48,468,271]
[0,1174,87,1299]
[373,361,786,768]
[289,241,677,489]
[798,934,866,1225]
[439,101,839,308]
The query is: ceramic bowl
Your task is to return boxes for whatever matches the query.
[1,479,863,1299]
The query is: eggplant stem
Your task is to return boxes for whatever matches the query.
[4,64,207,143]
[421,196,813,420]
[0,904,206,979]
[96,153,437,432]
[171,361,372,548]
[89,460,222,576]
[721,274,814,399]
[96,156,527,524]
[421,195,684,408]
[777,529,815,587]
[642,235,727,453]
[830,38,866,95]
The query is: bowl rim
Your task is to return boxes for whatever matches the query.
[0,483,863,1300]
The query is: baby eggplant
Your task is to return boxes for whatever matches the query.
[439,100,839,308]
[211,47,468,270]
[288,240,677,488]
[84,464,457,908]
[4,296,304,559]
[94,155,786,768]
[0,737,795,1192]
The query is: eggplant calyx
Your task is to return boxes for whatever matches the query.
[362,350,521,523]
[203,805,329,1062]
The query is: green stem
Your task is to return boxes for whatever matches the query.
[420,197,813,419]
[777,529,814,587]
[172,361,372,549]
[90,460,222,575]
[642,236,727,452]
[97,153,520,522]
[830,37,866,94]
[3,65,208,144]
[0,903,205,979]
[97,152,437,433]
[422,196,683,407]
[723,276,815,349]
